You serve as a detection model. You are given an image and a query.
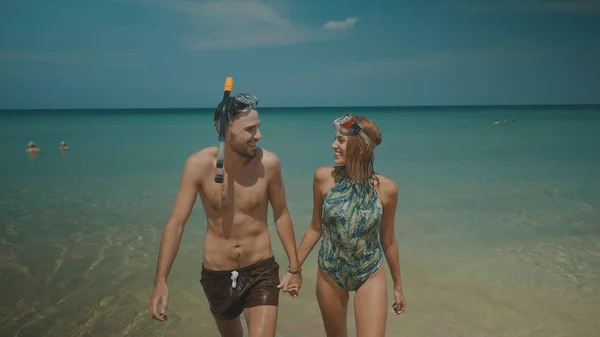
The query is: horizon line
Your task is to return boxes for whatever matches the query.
[1,103,599,112]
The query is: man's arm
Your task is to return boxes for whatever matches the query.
[154,154,203,285]
[267,154,300,271]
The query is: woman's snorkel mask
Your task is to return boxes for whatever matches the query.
[333,113,376,147]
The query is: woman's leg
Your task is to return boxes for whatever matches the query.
[316,268,350,337]
[353,265,388,337]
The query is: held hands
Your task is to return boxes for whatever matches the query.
[391,288,406,315]
[277,266,302,297]
[149,281,169,322]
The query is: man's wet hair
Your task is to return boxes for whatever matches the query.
[213,101,227,125]
[212,99,252,125]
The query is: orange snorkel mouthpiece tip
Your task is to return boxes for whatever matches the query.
[224,77,233,92]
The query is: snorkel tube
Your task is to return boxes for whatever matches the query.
[214,77,234,184]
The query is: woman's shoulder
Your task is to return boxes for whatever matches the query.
[314,165,340,181]
[313,166,342,196]
[374,173,399,199]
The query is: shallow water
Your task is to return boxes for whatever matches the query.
[1,106,599,336]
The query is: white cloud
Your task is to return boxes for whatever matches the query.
[280,46,600,83]
[0,51,82,64]
[0,50,149,72]
[186,0,314,49]
[450,0,600,13]
[322,17,358,31]
[341,48,556,77]
[126,0,351,50]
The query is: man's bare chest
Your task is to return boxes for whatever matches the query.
[202,179,268,213]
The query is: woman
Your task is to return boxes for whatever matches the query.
[290,113,406,337]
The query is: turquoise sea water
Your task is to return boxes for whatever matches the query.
[1,105,599,336]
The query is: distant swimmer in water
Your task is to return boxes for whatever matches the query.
[59,140,69,151]
[26,141,41,155]
[510,120,515,124]
[494,120,499,124]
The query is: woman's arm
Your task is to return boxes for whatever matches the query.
[379,178,404,292]
[296,166,329,266]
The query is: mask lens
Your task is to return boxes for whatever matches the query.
[339,117,355,130]
[230,100,249,113]
[333,114,356,133]
[229,93,259,115]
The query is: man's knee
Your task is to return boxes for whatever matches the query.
[214,315,243,337]
[244,305,278,337]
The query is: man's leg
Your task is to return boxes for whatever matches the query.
[214,315,244,337]
[201,266,245,337]
[239,256,280,337]
[244,305,278,337]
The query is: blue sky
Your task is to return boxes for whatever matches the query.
[1,0,599,109]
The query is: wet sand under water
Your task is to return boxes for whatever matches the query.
[1,221,599,337]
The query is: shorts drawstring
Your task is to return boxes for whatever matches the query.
[231,271,239,288]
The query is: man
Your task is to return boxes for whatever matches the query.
[149,93,302,337]
[26,141,41,155]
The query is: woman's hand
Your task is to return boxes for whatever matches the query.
[278,271,302,297]
[391,288,406,315]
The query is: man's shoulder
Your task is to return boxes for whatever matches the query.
[185,147,217,169]
[258,148,281,168]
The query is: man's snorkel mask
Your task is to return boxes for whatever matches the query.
[214,77,260,184]
[333,113,376,147]
[214,93,260,127]
[229,93,260,115]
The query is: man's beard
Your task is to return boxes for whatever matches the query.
[232,143,257,159]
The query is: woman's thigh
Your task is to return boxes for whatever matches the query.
[316,268,350,337]
[353,266,388,337]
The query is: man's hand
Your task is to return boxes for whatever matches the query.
[149,281,169,322]
[277,271,302,297]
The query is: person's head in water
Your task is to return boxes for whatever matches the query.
[213,93,262,159]
[60,141,67,149]
[28,141,36,148]
[331,114,382,183]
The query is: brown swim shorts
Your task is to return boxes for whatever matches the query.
[200,256,280,320]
